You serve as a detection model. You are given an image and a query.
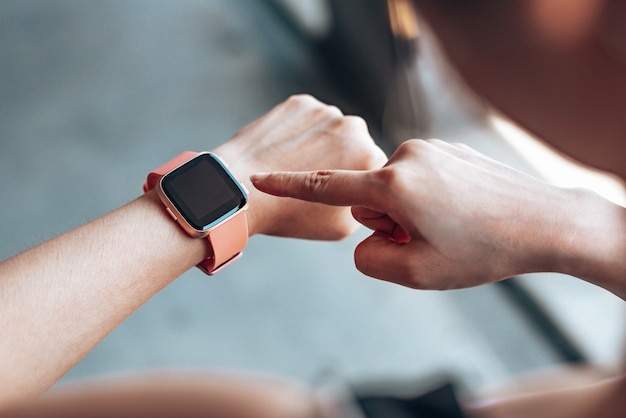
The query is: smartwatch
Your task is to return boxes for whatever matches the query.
[143,151,249,275]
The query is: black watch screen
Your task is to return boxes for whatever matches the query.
[161,153,247,231]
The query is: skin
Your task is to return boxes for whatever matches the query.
[251,139,626,298]
[0,94,386,409]
[469,371,626,418]
[402,3,626,415]
[0,372,322,418]
[251,139,626,418]
[2,1,626,416]
[250,3,626,417]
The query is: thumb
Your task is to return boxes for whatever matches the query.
[353,232,421,287]
[250,169,378,207]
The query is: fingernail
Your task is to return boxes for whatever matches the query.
[250,173,270,182]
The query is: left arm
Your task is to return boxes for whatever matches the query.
[0,94,387,406]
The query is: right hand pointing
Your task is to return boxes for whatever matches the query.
[251,139,585,291]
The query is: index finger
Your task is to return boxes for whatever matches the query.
[250,169,379,208]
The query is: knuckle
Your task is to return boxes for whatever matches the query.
[424,138,443,144]
[374,166,406,191]
[406,138,430,151]
[286,94,342,113]
[395,139,425,158]
[319,105,343,120]
[396,139,443,168]
[452,142,478,154]
[340,115,368,132]
[304,103,343,125]
[282,94,324,114]
[302,170,334,200]
[329,115,364,131]
[286,94,317,106]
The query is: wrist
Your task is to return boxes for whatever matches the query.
[547,187,626,298]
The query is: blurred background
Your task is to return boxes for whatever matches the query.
[1,0,624,401]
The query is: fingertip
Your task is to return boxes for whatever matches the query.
[391,225,411,243]
[250,172,286,196]
[249,172,270,183]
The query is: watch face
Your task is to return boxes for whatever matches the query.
[160,153,247,232]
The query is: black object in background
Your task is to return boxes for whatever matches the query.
[356,383,467,418]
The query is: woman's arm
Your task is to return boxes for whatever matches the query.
[0,94,387,405]
[0,191,200,403]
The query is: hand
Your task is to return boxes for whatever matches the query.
[213,94,387,240]
[251,139,588,290]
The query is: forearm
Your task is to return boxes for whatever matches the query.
[0,191,207,404]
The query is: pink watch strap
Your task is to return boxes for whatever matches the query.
[144,151,248,275]
[197,212,248,274]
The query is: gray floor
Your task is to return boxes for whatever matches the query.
[1,0,598,400]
